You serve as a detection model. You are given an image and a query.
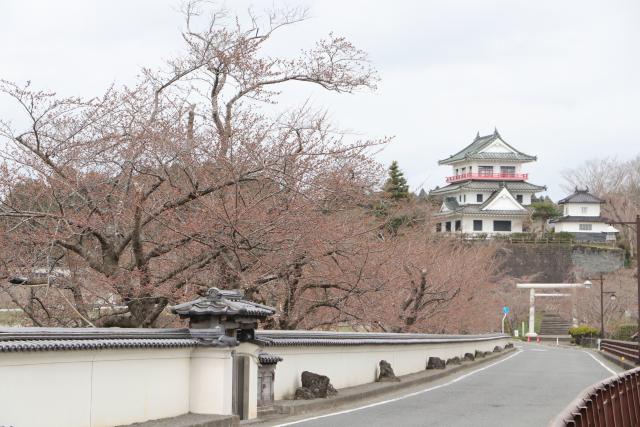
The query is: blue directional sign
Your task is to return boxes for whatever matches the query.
[502,306,510,315]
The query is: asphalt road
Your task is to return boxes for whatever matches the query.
[270,344,622,427]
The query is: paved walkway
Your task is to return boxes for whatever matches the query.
[265,343,622,427]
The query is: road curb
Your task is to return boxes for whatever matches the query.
[120,413,239,427]
[264,345,517,419]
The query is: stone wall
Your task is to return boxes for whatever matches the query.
[571,245,625,276]
[498,243,624,282]
[498,243,574,282]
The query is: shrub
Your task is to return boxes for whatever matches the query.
[510,232,536,241]
[569,325,599,344]
[613,324,637,341]
[549,231,575,242]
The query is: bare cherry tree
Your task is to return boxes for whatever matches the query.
[0,2,383,327]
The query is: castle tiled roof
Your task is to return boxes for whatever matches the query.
[438,129,536,165]
[550,216,610,224]
[258,352,283,365]
[170,288,275,319]
[558,189,604,204]
[429,180,545,196]
[443,197,460,211]
[435,206,531,217]
[0,327,201,353]
[253,330,507,346]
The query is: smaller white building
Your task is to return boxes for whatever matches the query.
[549,188,618,242]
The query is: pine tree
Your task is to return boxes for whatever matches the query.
[383,161,410,200]
[531,197,561,232]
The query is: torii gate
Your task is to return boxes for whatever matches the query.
[516,281,592,337]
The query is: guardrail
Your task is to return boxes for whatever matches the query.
[549,367,640,426]
[601,339,639,364]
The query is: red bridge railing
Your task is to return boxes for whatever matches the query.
[445,172,528,183]
[549,367,640,426]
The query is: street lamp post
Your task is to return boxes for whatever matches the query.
[597,273,616,339]
[608,214,640,364]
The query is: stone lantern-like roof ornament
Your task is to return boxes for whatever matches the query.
[170,287,276,343]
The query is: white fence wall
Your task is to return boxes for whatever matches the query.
[271,340,508,400]
[0,337,233,427]
[0,328,509,426]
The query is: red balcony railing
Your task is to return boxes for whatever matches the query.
[445,172,528,183]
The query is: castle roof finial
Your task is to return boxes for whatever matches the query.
[475,131,480,140]
[493,127,500,137]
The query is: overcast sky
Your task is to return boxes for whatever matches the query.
[1,0,639,199]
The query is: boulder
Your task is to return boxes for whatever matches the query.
[294,387,315,400]
[475,350,486,358]
[293,371,337,400]
[493,346,503,352]
[446,356,461,366]
[463,352,475,362]
[377,360,400,382]
[426,356,446,369]
[505,343,514,349]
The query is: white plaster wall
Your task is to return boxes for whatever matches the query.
[462,217,476,232]
[460,217,524,234]
[553,222,613,233]
[454,191,531,207]
[270,337,509,400]
[0,348,193,427]
[189,347,234,417]
[564,203,601,217]
[485,191,524,211]
[452,160,523,175]
[460,191,493,205]
[518,193,532,206]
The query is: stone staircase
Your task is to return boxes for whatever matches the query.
[539,312,572,342]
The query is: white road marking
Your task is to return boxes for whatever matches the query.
[528,349,548,352]
[273,349,523,427]
[582,350,618,375]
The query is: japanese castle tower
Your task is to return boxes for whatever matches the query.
[430,129,545,235]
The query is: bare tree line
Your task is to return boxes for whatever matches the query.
[563,156,640,257]
[0,2,500,332]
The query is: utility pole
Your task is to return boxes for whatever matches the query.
[609,214,640,363]
[600,273,604,339]
[598,273,616,339]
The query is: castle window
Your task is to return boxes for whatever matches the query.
[455,220,461,231]
[493,220,512,232]
[473,220,483,231]
[479,166,493,176]
[516,195,523,203]
[500,166,516,176]
[581,207,588,214]
[445,222,451,232]
[477,194,483,203]
[579,224,593,231]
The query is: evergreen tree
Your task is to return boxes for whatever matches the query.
[531,197,561,232]
[383,161,410,200]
